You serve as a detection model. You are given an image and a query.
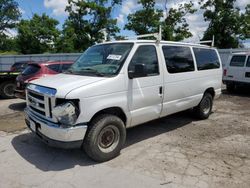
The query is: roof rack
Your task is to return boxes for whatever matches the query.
[124,26,215,47]
[199,35,215,47]
[125,26,162,43]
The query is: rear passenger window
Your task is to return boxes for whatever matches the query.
[193,48,220,70]
[230,56,247,67]
[247,57,250,67]
[162,46,194,73]
[47,64,60,72]
[129,45,159,76]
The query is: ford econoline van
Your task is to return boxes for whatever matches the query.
[223,52,250,91]
[24,40,222,162]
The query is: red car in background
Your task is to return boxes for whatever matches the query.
[15,61,73,99]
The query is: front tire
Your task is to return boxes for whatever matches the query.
[84,114,126,162]
[194,93,213,120]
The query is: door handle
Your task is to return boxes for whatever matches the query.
[159,86,163,95]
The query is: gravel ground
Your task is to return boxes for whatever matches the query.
[0,89,249,188]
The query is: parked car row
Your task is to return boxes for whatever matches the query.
[0,60,73,99]
[0,60,32,99]
[15,61,73,99]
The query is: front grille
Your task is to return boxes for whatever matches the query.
[30,106,46,116]
[29,91,44,100]
[27,88,57,122]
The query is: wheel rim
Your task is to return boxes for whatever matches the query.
[4,84,16,97]
[98,125,120,153]
[201,97,211,115]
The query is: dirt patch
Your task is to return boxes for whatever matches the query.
[0,112,26,132]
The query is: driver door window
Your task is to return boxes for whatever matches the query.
[129,45,159,77]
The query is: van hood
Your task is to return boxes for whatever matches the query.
[30,73,106,98]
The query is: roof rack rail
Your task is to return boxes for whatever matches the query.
[199,35,215,47]
[125,26,162,42]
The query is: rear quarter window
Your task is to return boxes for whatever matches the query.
[230,56,247,67]
[22,64,40,75]
[193,48,220,70]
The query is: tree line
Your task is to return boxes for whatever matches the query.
[0,0,249,54]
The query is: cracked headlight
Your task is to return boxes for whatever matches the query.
[52,102,79,126]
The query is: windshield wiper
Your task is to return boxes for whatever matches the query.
[64,69,73,74]
[77,68,105,77]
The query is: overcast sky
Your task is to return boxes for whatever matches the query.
[16,0,249,43]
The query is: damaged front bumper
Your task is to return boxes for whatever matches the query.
[24,108,87,149]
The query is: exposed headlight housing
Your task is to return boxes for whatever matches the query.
[52,101,80,127]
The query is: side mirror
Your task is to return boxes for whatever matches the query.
[128,64,147,79]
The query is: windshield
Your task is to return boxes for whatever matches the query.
[67,43,133,77]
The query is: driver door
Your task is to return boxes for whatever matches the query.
[127,45,164,127]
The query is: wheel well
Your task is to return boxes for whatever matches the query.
[204,88,215,98]
[90,107,127,125]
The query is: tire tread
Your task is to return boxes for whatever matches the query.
[84,114,126,162]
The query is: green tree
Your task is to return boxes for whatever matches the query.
[242,4,250,39]
[0,0,21,34]
[125,0,196,41]
[0,34,18,53]
[55,20,77,53]
[0,0,21,52]
[201,0,249,48]
[17,14,60,54]
[125,0,163,35]
[63,0,121,52]
[162,1,196,41]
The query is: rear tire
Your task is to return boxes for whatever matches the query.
[0,81,16,99]
[194,93,213,120]
[83,114,126,162]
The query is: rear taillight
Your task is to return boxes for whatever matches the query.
[223,69,227,76]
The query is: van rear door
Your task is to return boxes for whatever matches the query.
[244,56,250,83]
[226,55,246,82]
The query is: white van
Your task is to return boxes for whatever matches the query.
[223,52,250,91]
[24,40,222,161]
